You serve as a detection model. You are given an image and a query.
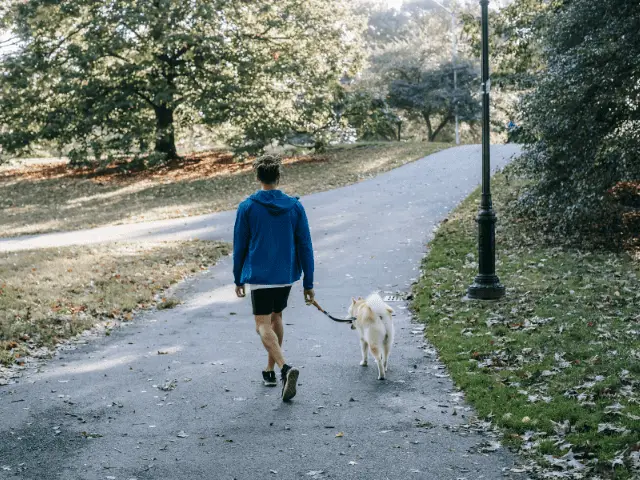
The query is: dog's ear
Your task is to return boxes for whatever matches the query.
[358,296,363,300]
[351,297,356,304]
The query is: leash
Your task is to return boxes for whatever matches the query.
[310,300,355,324]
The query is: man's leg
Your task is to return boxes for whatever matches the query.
[255,315,285,370]
[266,312,284,371]
[252,287,298,401]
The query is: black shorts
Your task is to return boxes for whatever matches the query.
[251,286,292,316]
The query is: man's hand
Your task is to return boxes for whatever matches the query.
[235,285,246,298]
[304,289,315,305]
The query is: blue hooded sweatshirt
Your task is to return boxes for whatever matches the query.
[233,190,314,290]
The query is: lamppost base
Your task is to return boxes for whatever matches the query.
[467,275,505,300]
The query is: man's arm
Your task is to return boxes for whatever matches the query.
[294,203,314,291]
[233,204,250,287]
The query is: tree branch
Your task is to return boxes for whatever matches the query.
[0,36,19,46]
[118,21,146,43]
[132,89,157,108]
[104,51,134,65]
[431,115,452,141]
[42,21,92,60]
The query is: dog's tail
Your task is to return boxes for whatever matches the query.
[366,293,394,318]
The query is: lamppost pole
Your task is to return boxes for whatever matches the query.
[451,8,459,145]
[467,0,505,300]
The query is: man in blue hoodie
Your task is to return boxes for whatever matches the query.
[233,155,314,402]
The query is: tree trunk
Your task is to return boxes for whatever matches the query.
[154,105,178,159]
[422,111,433,141]
[396,121,402,141]
[429,116,452,142]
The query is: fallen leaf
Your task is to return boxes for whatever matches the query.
[158,380,177,391]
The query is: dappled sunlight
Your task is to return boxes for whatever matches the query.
[39,343,183,380]
[0,143,450,239]
[65,182,152,206]
[1,204,39,214]
[182,283,242,312]
[2,219,65,237]
[0,240,228,365]
[125,201,213,221]
[39,352,142,380]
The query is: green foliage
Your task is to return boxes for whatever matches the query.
[517,0,640,248]
[357,0,443,46]
[388,60,480,141]
[461,0,555,91]
[460,0,559,132]
[362,9,480,142]
[0,0,362,164]
[338,90,400,141]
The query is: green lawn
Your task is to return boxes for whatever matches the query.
[413,171,640,478]
[0,142,450,237]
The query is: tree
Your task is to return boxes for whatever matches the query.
[337,89,401,141]
[360,7,480,142]
[460,0,559,132]
[0,0,361,165]
[387,60,479,141]
[517,0,640,248]
[461,0,555,91]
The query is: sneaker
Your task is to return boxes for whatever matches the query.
[262,370,277,387]
[280,364,299,402]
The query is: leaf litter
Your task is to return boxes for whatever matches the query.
[413,172,640,479]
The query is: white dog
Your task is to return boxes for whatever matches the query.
[348,293,394,380]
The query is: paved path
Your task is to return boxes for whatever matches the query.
[0,145,525,480]
[2,145,516,253]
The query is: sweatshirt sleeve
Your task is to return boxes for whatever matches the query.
[233,204,250,286]
[294,203,314,290]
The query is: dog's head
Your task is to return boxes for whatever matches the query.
[348,297,365,329]
[348,296,365,318]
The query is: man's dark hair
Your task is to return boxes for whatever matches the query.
[253,154,282,185]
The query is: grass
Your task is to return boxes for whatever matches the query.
[0,240,229,366]
[413,171,640,478]
[0,142,450,237]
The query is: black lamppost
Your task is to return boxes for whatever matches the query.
[467,0,505,300]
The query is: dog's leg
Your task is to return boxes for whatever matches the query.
[370,345,385,380]
[359,338,368,366]
[383,346,389,372]
[383,335,392,371]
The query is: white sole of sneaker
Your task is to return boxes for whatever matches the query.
[282,368,299,402]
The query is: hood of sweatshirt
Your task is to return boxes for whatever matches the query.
[249,190,298,216]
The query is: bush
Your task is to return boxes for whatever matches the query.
[516,0,640,249]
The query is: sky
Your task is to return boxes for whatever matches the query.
[384,0,513,10]
[0,31,17,57]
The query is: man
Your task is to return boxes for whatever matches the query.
[233,155,315,402]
